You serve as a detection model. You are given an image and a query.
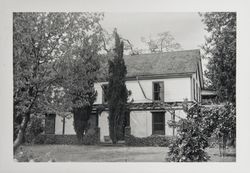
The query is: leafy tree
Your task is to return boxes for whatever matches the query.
[56,38,103,142]
[107,30,129,144]
[168,103,210,162]
[13,12,104,150]
[168,101,236,161]
[13,13,71,151]
[141,31,181,53]
[122,38,142,55]
[46,13,104,142]
[101,29,140,55]
[200,12,236,103]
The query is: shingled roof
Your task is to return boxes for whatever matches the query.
[123,49,201,78]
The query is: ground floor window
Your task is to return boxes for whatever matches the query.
[152,112,165,135]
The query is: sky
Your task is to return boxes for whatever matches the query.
[100,12,208,52]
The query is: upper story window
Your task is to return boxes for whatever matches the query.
[153,82,164,101]
[102,84,108,104]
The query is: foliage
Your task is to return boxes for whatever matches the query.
[72,107,92,142]
[141,31,181,53]
[203,103,236,150]
[13,12,74,149]
[215,103,236,146]
[24,115,44,144]
[52,13,103,142]
[200,12,236,103]
[107,30,129,144]
[168,103,210,162]
[168,101,236,161]
[13,12,104,149]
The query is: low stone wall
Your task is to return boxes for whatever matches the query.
[124,126,175,147]
[34,127,100,145]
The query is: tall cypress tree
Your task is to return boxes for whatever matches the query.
[107,30,128,144]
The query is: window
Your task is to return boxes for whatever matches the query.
[45,113,56,134]
[152,112,165,135]
[153,82,164,101]
[102,84,108,104]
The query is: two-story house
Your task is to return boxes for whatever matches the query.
[46,49,203,144]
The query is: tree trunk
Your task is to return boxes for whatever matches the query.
[13,114,30,152]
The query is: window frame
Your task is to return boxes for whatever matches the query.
[152,111,165,135]
[152,81,164,102]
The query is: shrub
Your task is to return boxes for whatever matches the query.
[125,134,174,147]
[167,103,210,162]
[24,115,44,144]
[44,135,56,144]
[167,102,236,161]
[34,135,46,144]
[167,121,210,162]
[73,106,93,143]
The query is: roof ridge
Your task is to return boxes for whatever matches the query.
[123,49,200,57]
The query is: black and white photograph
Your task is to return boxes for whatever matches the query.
[1,0,250,172]
[12,11,236,162]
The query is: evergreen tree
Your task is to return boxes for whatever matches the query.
[200,12,236,103]
[107,30,128,144]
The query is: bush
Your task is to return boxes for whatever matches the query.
[44,135,56,144]
[126,134,174,147]
[33,135,46,144]
[33,127,100,145]
[167,102,236,161]
[25,115,44,144]
[167,122,210,162]
[167,104,210,162]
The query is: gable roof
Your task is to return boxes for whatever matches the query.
[123,49,201,78]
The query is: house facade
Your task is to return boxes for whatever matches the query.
[46,49,204,144]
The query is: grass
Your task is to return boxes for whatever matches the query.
[16,144,236,162]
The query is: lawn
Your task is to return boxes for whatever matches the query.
[16,145,236,162]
